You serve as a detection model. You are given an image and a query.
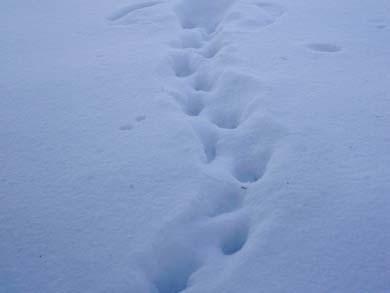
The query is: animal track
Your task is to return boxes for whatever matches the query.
[171,91,205,116]
[209,112,241,129]
[119,115,146,131]
[136,115,147,122]
[132,0,286,290]
[191,71,218,92]
[200,35,226,58]
[145,209,250,293]
[306,43,342,53]
[170,51,199,78]
[192,120,219,163]
[368,18,388,30]
[202,71,262,129]
[215,212,250,255]
[151,251,200,293]
[108,1,163,22]
[119,123,133,131]
[184,94,205,116]
[232,149,271,183]
[217,115,285,183]
[375,24,387,29]
[141,225,203,293]
[196,181,245,217]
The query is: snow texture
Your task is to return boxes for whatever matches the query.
[1,0,390,292]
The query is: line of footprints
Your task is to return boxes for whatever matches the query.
[133,1,288,292]
[107,0,351,291]
[112,1,287,292]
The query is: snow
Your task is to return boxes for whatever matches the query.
[1,0,390,292]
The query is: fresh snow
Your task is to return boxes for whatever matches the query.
[1,0,390,292]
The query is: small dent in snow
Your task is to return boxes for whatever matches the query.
[136,115,147,122]
[375,24,387,30]
[120,116,145,131]
[368,18,388,30]
[306,43,342,53]
[119,124,134,131]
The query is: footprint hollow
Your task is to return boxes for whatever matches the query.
[232,150,272,183]
[119,124,133,131]
[192,73,217,92]
[209,111,241,130]
[201,183,245,217]
[170,52,198,78]
[136,115,146,122]
[152,250,200,293]
[192,120,218,163]
[306,43,342,53]
[220,216,250,255]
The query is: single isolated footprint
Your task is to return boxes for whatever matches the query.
[368,18,388,30]
[375,24,387,29]
[136,115,147,122]
[119,115,146,131]
[119,123,134,131]
[306,42,342,53]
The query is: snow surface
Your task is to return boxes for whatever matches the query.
[1,0,390,292]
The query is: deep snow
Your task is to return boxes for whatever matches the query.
[1,0,390,292]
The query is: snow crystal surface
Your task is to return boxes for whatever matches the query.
[1,0,390,292]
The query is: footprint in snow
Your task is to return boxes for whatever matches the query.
[119,123,134,131]
[119,115,146,131]
[306,43,342,53]
[136,115,147,122]
[368,18,388,30]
